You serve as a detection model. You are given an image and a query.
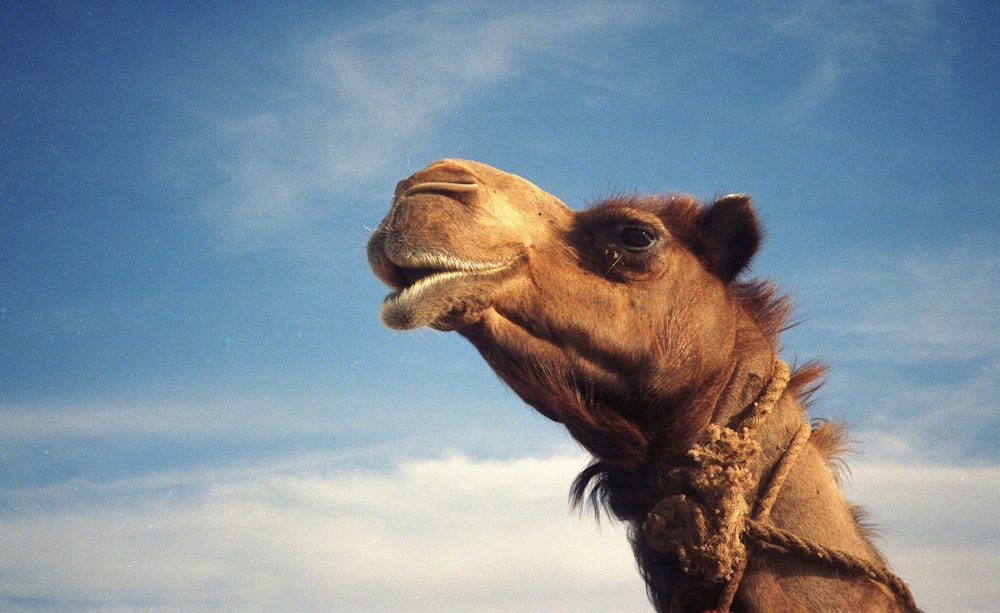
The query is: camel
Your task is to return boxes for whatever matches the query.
[367,158,919,612]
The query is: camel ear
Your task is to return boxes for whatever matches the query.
[698,194,760,282]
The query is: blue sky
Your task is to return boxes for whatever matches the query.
[2,1,998,611]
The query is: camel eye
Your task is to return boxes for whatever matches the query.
[618,226,656,250]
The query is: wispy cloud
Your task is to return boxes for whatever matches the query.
[197,3,652,252]
[793,242,999,363]
[765,0,946,121]
[781,241,1000,460]
[777,58,843,122]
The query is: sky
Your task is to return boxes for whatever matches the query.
[1,1,998,611]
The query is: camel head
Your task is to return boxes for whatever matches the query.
[368,159,920,613]
[368,159,772,468]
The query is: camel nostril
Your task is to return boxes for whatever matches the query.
[404,180,478,197]
[399,179,482,209]
[394,159,483,205]
[419,159,479,184]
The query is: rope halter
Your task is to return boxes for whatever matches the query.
[642,361,917,612]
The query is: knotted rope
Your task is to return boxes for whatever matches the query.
[643,361,917,612]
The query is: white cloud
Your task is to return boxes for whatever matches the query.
[1,452,996,612]
[847,461,1000,612]
[0,453,648,612]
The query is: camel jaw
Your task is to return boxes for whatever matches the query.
[372,250,519,331]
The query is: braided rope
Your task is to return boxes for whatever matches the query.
[745,521,919,611]
[737,360,790,434]
[644,360,917,612]
[715,420,812,611]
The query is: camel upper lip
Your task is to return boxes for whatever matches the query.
[395,255,516,286]
[374,246,518,292]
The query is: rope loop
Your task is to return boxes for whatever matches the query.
[645,424,757,581]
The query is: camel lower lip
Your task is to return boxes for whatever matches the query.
[379,266,510,330]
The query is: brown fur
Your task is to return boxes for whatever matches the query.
[368,159,918,612]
